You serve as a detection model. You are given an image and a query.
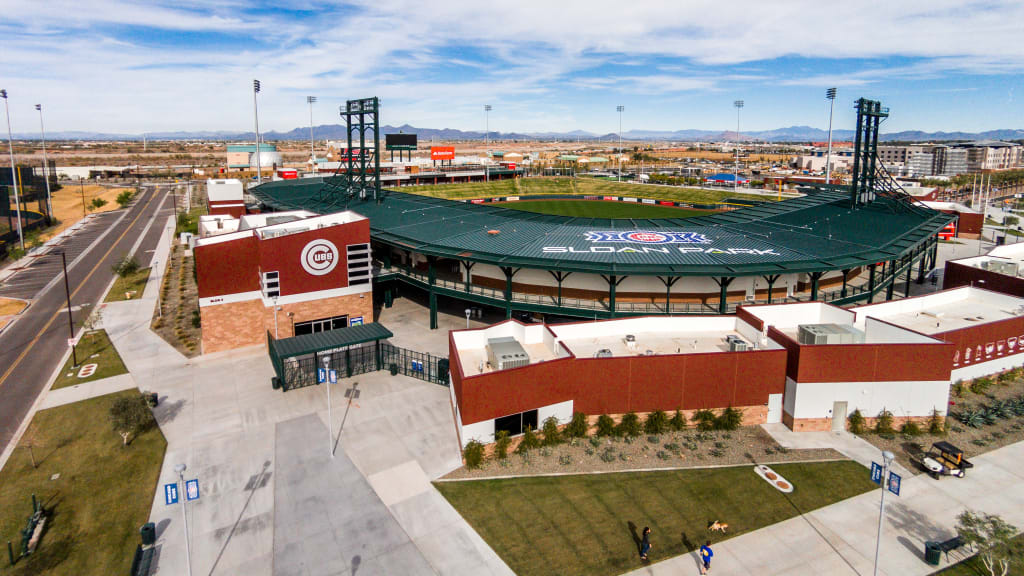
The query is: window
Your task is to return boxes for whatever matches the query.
[293,315,348,336]
[493,409,538,437]
[262,271,280,299]
[347,243,371,286]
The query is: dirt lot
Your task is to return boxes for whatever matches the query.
[861,377,1024,475]
[42,184,130,240]
[443,425,846,480]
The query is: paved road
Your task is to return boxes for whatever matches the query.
[0,184,171,452]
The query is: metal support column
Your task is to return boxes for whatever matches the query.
[762,274,780,304]
[659,276,680,314]
[427,257,437,330]
[501,266,517,319]
[886,260,896,301]
[809,272,824,301]
[867,264,877,303]
[714,277,734,314]
[462,260,475,292]
[601,275,625,317]
[841,269,851,298]
[916,248,927,284]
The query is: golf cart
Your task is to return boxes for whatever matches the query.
[913,441,973,479]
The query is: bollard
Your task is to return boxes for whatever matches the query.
[7,541,14,565]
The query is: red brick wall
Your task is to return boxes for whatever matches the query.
[195,236,260,299]
[258,219,370,296]
[938,314,1024,369]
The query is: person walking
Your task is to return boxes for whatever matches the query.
[700,540,714,574]
[639,526,651,560]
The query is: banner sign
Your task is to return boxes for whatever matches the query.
[430,146,455,161]
[585,231,709,244]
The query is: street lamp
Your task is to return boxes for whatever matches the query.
[617,105,625,182]
[465,308,471,329]
[273,295,281,338]
[253,80,262,185]
[173,462,194,576]
[825,88,837,186]
[733,100,744,192]
[322,355,334,458]
[306,96,317,172]
[873,450,895,576]
[1,89,24,251]
[35,104,53,221]
[57,249,77,366]
[484,104,492,182]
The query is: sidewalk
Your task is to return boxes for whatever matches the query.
[762,423,913,476]
[623,440,1024,576]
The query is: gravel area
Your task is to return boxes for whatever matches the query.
[861,379,1024,475]
[442,425,847,480]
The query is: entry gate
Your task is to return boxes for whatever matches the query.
[275,341,448,391]
[380,343,449,386]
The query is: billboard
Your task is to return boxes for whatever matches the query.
[431,146,455,161]
[385,133,417,150]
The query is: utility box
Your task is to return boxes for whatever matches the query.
[486,337,530,370]
[797,323,865,345]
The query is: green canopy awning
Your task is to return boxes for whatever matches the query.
[270,323,393,358]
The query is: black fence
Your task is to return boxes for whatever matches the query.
[276,341,448,392]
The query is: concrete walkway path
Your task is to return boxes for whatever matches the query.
[38,373,138,409]
[762,423,913,476]
[623,440,1024,576]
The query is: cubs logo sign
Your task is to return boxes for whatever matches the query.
[585,231,710,244]
[300,239,339,276]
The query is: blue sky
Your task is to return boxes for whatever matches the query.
[1,0,1021,135]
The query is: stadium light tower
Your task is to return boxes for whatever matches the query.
[253,79,262,185]
[484,104,492,182]
[307,96,317,172]
[825,87,837,186]
[617,105,625,182]
[733,100,744,192]
[35,104,53,220]
[2,89,24,251]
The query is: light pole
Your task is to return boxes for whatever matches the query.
[59,250,77,366]
[825,88,837,186]
[465,308,471,329]
[2,89,24,251]
[253,80,262,185]
[35,104,53,221]
[323,355,333,458]
[733,100,744,192]
[873,450,895,576]
[273,296,280,338]
[307,96,317,172]
[484,104,492,182]
[174,463,194,576]
[617,105,624,182]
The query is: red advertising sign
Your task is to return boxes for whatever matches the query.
[659,201,674,206]
[938,221,957,240]
[431,146,455,161]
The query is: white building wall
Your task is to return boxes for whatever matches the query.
[790,379,950,420]
[863,317,938,344]
[459,399,574,447]
[537,400,574,426]
[746,302,854,329]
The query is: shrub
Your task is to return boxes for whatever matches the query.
[565,412,589,438]
[848,409,867,435]
[116,190,134,207]
[463,440,485,469]
[616,412,642,437]
[643,410,669,434]
[692,409,716,432]
[664,442,680,452]
[558,455,572,466]
[970,377,993,395]
[875,409,895,435]
[112,255,140,278]
[596,414,616,437]
[900,421,923,437]
[646,435,660,444]
[952,380,965,398]
[669,409,687,431]
[714,406,743,431]
[191,309,201,328]
[541,416,563,446]
[588,436,602,448]
[656,451,671,460]
[494,430,511,460]
[109,394,154,446]
[599,448,617,463]
[90,197,108,210]
[516,425,540,453]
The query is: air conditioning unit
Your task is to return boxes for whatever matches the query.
[486,337,530,370]
[594,349,613,358]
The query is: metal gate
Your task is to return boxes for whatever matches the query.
[381,343,449,386]
[276,341,447,391]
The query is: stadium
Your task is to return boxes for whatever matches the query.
[247,97,954,329]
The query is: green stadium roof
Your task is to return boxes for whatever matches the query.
[248,178,951,277]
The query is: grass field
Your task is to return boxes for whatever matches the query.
[405,177,769,204]
[436,460,875,576]
[0,390,166,576]
[497,200,708,219]
[104,267,151,303]
[53,329,129,390]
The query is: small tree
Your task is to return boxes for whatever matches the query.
[564,412,589,438]
[669,409,687,431]
[900,420,922,437]
[109,394,154,446]
[848,409,867,435]
[116,190,135,207]
[494,430,511,460]
[616,412,642,437]
[875,409,895,435]
[929,409,947,435]
[596,414,616,437]
[463,440,485,469]
[643,410,669,434]
[714,406,743,431]
[956,510,1018,576]
[91,197,108,211]
[692,409,717,432]
[112,255,140,278]
[541,416,563,446]
[516,425,540,453]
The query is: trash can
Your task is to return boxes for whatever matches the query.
[924,541,941,566]
[146,393,159,407]
[140,522,156,546]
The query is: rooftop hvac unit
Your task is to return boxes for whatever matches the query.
[486,337,530,370]
[797,323,865,345]
[729,338,748,352]
[625,334,637,350]
[594,349,613,358]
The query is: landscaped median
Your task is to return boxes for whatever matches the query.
[104,267,151,303]
[436,461,875,576]
[0,389,166,575]
[52,329,129,390]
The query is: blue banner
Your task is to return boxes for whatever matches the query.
[870,462,883,485]
[164,483,179,505]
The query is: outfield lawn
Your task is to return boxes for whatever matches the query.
[406,177,770,204]
[497,200,708,219]
[0,390,166,576]
[103,267,151,302]
[937,533,1024,575]
[53,329,129,390]
[436,461,875,576]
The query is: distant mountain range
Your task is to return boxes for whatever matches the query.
[12,123,1024,144]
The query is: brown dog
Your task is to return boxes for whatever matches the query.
[708,520,728,534]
